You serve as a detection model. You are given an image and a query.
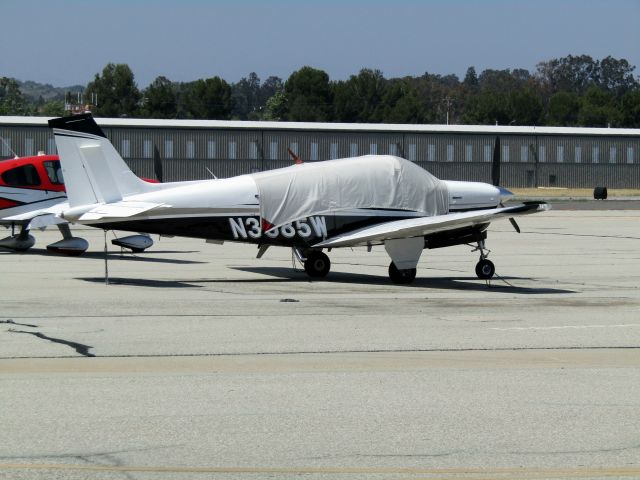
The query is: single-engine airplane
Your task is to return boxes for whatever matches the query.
[0,151,155,255]
[48,113,549,283]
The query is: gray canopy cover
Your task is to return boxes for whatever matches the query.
[250,155,449,230]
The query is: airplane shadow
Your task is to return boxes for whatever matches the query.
[75,266,574,294]
[4,248,205,265]
[228,266,576,294]
[78,277,203,289]
[79,251,206,265]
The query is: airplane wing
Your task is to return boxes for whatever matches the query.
[313,202,550,248]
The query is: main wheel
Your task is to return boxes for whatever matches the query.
[388,262,417,284]
[475,259,495,279]
[304,251,331,278]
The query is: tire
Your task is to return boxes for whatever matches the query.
[304,251,331,278]
[475,259,495,279]
[388,262,417,284]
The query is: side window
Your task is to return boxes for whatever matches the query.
[1,164,41,186]
[44,160,64,185]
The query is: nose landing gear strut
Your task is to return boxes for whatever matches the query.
[472,240,495,280]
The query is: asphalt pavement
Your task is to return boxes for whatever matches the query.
[1,209,639,479]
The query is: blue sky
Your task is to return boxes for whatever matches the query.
[1,0,638,88]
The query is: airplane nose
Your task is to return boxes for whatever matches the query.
[443,180,503,210]
[498,186,514,201]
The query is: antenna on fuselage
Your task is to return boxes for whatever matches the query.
[0,136,19,159]
[204,167,218,179]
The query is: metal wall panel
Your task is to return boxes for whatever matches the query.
[261,131,405,161]
[0,125,55,157]
[1,122,639,188]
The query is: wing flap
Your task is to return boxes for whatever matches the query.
[313,202,550,248]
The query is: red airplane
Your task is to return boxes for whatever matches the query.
[0,153,154,254]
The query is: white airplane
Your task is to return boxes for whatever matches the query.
[48,114,549,284]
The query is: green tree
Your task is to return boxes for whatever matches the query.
[478,69,528,93]
[262,91,287,121]
[183,77,233,119]
[379,81,425,123]
[259,76,283,107]
[0,77,30,115]
[85,63,141,117]
[597,56,638,96]
[40,100,65,116]
[332,69,387,122]
[141,76,177,118]
[462,91,510,125]
[578,87,620,127]
[536,54,598,94]
[231,72,261,120]
[463,66,479,90]
[509,89,543,125]
[407,72,461,124]
[620,90,640,127]
[284,66,332,121]
[547,91,581,126]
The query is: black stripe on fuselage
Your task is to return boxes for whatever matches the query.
[93,213,414,247]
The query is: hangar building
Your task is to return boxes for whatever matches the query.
[1,117,639,188]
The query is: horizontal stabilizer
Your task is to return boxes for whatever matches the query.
[71,201,165,221]
[4,205,68,229]
[314,202,550,248]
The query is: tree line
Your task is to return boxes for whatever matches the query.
[1,54,639,127]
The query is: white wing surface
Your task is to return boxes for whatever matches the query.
[313,203,550,248]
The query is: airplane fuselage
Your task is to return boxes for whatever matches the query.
[63,175,500,249]
[0,155,67,224]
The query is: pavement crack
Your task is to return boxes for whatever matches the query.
[1,319,38,328]
[509,443,640,456]
[9,330,95,357]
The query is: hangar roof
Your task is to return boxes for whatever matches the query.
[1,116,639,137]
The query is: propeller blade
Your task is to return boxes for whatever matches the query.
[491,136,501,186]
[153,146,163,183]
[509,217,521,233]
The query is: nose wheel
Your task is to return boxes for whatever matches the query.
[475,258,495,279]
[472,240,495,280]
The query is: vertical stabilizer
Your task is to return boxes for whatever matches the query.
[49,114,152,207]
